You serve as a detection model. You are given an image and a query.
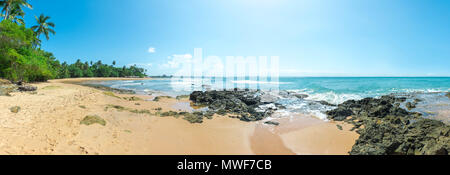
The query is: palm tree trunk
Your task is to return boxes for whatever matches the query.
[4,10,9,20]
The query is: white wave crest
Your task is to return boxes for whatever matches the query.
[231,80,290,85]
[305,91,362,105]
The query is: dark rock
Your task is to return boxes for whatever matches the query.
[0,85,16,96]
[326,95,450,155]
[336,125,343,130]
[318,100,337,106]
[413,98,422,103]
[18,85,37,92]
[326,108,353,121]
[446,92,450,99]
[327,95,410,120]
[405,102,416,110]
[264,121,280,126]
[350,118,450,155]
[189,90,274,122]
[0,79,17,96]
[293,94,309,99]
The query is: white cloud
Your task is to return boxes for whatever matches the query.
[160,54,193,69]
[148,47,156,53]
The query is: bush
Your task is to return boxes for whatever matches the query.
[0,20,58,82]
[0,20,147,82]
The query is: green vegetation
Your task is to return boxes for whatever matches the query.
[9,105,20,113]
[160,111,178,117]
[105,104,126,111]
[153,96,172,102]
[123,96,143,101]
[103,91,121,99]
[80,115,106,126]
[31,14,54,45]
[0,1,147,83]
[104,104,212,124]
[0,20,58,82]
[105,104,152,115]
[41,85,61,90]
[58,59,147,79]
[176,95,190,100]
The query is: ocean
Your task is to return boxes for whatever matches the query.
[87,77,450,122]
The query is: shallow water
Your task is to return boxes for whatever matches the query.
[86,77,450,122]
[93,77,450,102]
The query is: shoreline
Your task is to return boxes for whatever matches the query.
[0,77,359,155]
[49,77,153,84]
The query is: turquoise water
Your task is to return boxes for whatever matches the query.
[88,77,450,121]
[94,77,450,103]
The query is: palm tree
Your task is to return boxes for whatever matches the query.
[0,0,32,20]
[2,4,25,25]
[31,14,55,41]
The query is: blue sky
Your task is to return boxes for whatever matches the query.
[23,0,450,76]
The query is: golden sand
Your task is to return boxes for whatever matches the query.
[0,78,359,155]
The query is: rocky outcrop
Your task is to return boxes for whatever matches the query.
[0,79,11,85]
[326,95,450,155]
[405,102,416,110]
[293,94,309,99]
[1,79,39,95]
[326,96,409,121]
[18,85,37,92]
[265,121,280,126]
[446,92,450,99]
[189,90,275,122]
[0,79,17,96]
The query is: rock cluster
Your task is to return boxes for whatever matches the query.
[326,95,450,155]
[189,90,276,122]
[264,121,280,126]
[0,79,38,96]
[18,85,37,91]
[0,84,16,96]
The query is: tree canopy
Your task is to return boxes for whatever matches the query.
[0,1,147,82]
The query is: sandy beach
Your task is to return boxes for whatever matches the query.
[0,78,358,155]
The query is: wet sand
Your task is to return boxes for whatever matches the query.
[250,116,359,155]
[0,78,359,155]
[279,119,359,155]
